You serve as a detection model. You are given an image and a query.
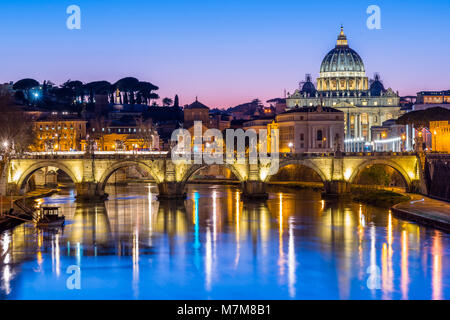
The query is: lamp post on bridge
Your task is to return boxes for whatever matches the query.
[1,140,13,210]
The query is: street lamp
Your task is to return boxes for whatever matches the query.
[381,132,387,152]
[434,130,437,152]
[288,142,293,153]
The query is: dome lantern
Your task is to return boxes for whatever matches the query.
[336,26,348,47]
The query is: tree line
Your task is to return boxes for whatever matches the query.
[11,77,174,109]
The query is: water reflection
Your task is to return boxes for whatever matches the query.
[0,184,448,299]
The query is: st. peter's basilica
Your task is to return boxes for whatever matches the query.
[286,27,403,151]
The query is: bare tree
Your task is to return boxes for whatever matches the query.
[0,92,36,154]
[134,117,159,150]
[89,116,111,151]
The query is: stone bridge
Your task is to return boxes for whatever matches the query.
[1,151,424,201]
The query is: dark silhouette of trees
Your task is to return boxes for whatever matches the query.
[12,78,39,91]
[113,77,159,105]
[397,107,450,130]
[61,79,84,104]
[12,78,40,105]
[84,81,112,104]
[162,97,173,106]
[137,81,159,105]
[11,77,160,109]
[174,94,179,108]
[114,77,140,105]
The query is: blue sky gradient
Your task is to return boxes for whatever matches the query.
[1,0,449,107]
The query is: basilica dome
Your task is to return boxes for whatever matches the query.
[320,47,365,73]
[320,27,365,74]
[316,27,368,92]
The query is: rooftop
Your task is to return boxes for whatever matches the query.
[283,105,343,114]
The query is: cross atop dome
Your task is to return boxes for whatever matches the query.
[336,26,348,47]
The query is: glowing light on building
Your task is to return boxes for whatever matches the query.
[344,168,352,181]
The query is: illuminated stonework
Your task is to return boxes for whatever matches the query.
[317,27,368,92]
[286,27,403,149]
[2,153,423,199]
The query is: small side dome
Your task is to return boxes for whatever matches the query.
[369,74,386,96]
[300,74,316,95]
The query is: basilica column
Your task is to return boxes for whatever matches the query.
[328,126,332,149]
[359,114,363,140]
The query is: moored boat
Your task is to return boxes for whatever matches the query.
[36,206,65,228]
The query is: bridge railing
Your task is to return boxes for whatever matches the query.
[8,150,419,160]
[11,151,169,160]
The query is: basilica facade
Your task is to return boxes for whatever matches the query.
[286,27,403,151]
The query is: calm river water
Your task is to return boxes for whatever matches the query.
[0,184,449,299]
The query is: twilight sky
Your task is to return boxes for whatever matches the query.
[0,0,449,108]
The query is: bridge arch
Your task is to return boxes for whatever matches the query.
[264,159,328,183]
[98,160,163,191]
[179,163,245,191]
[349,159,412,190]
[16,161,80,192]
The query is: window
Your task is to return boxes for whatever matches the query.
[300,133,304,141]
[361,113,368,125]
[317,130,323,141]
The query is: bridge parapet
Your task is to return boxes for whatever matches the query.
[1,152,424,200]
